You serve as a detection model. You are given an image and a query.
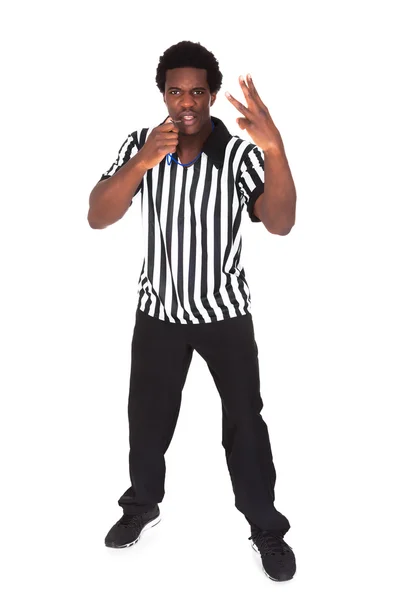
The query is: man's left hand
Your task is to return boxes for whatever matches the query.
[225,74,283,153]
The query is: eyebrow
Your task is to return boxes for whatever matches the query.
[166,86,208,91]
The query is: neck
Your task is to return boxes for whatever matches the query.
[177,119,213,162]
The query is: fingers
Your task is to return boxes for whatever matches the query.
[240,74,266,111]
[154,118,179,149]
[161,145,178,154]
[238,75,253,104]
[155,135,178,155]
[160,123,179,134]
[245,74,268,113]
[225,91,251,117]
[226,74,271,124]
[156,123,178,151]
[163,116,178,125]
[237,117,251,131]
[158,132,179,140]
[230,74,258,109]
[160,117,179,133]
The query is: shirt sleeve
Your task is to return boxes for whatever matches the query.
[236,145,264,223]
[98,130,143,199]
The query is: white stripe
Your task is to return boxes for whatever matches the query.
[149,163,162,319]
[223,140,249,315]
[138,169,150,313]
[158,161,172,322]
[206,162,224,320]
[171,166,186,323]
[219,141,237,318]
[105,134,134,177]
[193,155,215,323]
[249,146,264,181]
[182,167,198,323]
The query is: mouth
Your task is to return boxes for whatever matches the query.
[179,113,197,127]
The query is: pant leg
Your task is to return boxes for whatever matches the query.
[191,313,290,534]
[118,309,193,515]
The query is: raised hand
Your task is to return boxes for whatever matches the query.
[138,117,179,170]
[225,74,283,153]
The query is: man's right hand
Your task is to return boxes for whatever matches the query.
[138,117,179,170]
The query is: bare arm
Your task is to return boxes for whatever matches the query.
[253,146,296,235]
[226,74,296,235]
[87,152,147,229]
[87,119,179,229]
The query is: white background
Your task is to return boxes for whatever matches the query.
[1,0,399,598]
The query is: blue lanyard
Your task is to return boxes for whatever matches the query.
[166,151,202,167]
[167,121,215,167]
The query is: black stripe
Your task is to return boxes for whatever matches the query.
[223,139,242,317]
[99,131,139,182]
[200,159,217,321]
[233,238,249,307]
[213,168,230,318]
[144,169,154,314]
[188,160,204,322]
[239,146,264,199]
[153,160,166,320]
[138,128,149,149]
[177,169,191,322]
[137,260,146,309]
[165,161,180,321]
[137,275,148,309]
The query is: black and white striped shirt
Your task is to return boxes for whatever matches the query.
[99,116,264,324]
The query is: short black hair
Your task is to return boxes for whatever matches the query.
[156,41,223,94]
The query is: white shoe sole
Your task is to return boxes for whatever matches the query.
[111,515,161,549]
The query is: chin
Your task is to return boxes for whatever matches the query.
[182,121,206,136]
[181,127,202,136]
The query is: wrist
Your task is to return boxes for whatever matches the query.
[135,148,151,172]
[262,141,285,157]
[261,130,285,156]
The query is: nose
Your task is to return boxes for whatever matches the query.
[179,92,196,108]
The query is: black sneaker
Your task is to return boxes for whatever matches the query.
[105,506,161,548]
[249,529,296,582]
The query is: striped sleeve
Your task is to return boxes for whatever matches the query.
[236,145,264,223]
[98,130,143,197]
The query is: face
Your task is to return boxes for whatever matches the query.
[163,67,217,135]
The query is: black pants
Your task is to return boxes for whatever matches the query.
[118,308,290,534]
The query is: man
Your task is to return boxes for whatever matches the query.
[88,41,297,582]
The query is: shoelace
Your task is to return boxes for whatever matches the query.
[118,514,143,529]
[248,531,291,556]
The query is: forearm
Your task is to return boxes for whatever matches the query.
[260,144,296,235]
[87,151,148,229]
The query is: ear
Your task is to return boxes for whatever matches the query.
[210,92,217,106]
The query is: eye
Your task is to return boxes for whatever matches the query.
[169,90,180,95]
[193,90,204,95]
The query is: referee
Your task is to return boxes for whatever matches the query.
[88,41,297,582]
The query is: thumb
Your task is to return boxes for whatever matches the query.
[237,117,250,130]
[162,115,179,132]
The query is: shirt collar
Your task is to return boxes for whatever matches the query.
[202,116,232,169]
